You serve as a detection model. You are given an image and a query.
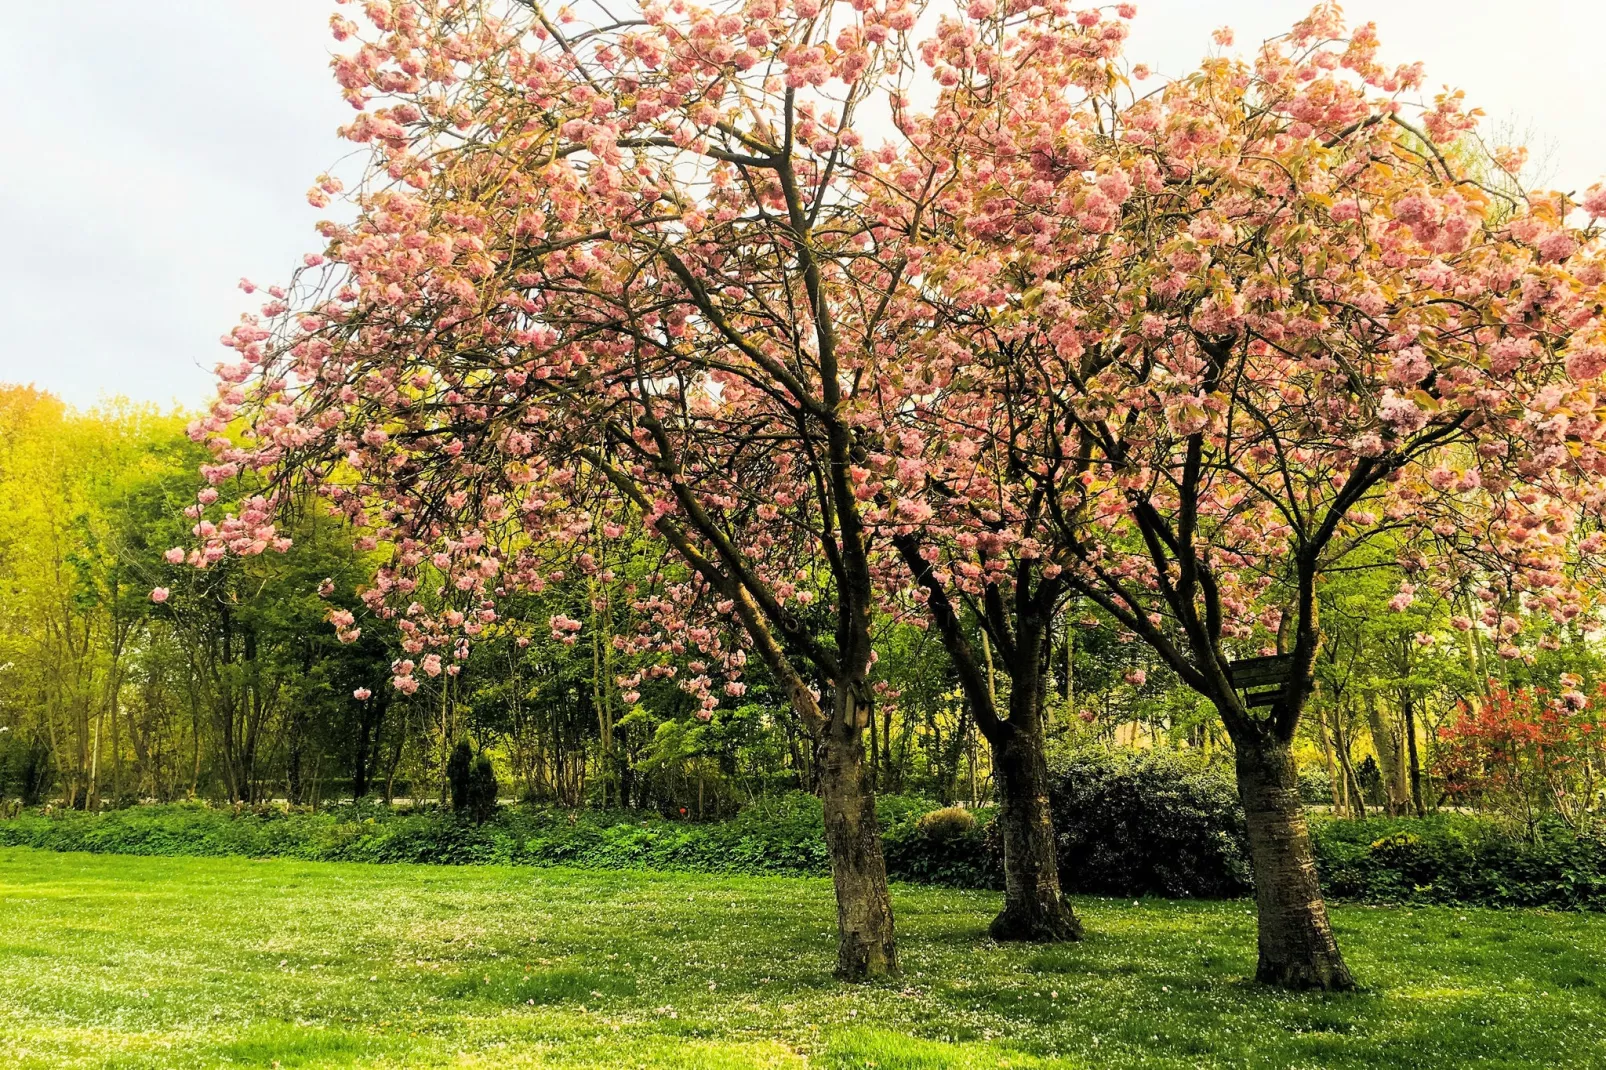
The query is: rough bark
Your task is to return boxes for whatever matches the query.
[1234,734,1354,990]
[817,692,897,980]
[987,716,1081,942]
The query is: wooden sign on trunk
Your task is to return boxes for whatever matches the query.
[1227,653,1295,708]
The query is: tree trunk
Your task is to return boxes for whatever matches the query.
[1364,693,1409,816]
[1402,692,1426,817]
[1331,710,1366,819]
[1233,733,1354,990]
[817,692,897,980]
[987,716,1081,942]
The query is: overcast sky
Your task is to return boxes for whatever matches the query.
[5,1,1603,410]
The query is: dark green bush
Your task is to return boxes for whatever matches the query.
[466,755,498,825]
[446,742,474,814]
[882,806,1000,888]
[1049,748,1253,898]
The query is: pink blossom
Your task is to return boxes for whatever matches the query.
[353,688,372,701]
[1388,346,1432,387]
[150,587,170,604]
[1583,184,1606,218]
[1488,338,1531,376]
[1378,392,1428,435]
[1565,344,1606,383]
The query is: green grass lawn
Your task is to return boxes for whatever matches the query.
[1,847,1603,1069]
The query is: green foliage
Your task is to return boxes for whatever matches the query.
[881,805,1000,888]
[0,735,54,805]
[1049,748,1254,898]
[446,741,474,814]
[1298,766,1333,805]
[467,754,499,824]
[1313,814,1606,909]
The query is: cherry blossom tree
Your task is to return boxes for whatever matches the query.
[182,0,1130,978]
[898,5,1606,987]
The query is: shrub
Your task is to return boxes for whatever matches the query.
[1049,748,1253,898]
[883,806,999,888]
[466,755,498,825]
[446,742,474,814]
[1297,767,1332,806]
[10,765,1606,911]
[916,806,975,840]
[1311,814,1606,909]
[1436,684,1606,829]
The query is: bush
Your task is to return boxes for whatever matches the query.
[9,763,1606,911]
[916,806,975,840]
[466,755,498,825]
[1298,767,1332,806]
[446,742,474,814]
[1311,814,1606,910]
[1049,748,1253,898]
[883,806,999,888]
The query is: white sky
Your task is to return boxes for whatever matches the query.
[4,0,1603,409]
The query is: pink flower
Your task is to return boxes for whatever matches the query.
[353,688,372,701]
[1488,338,1531,376]
[1583,184,1606,218]
[1565,344,1606,383]
[1537,230,1579,263]
[1350,432,1384,457]
[1123,669,1147,688]
[1378,392,1428,434]
[1388,346,1432,387]
[164,547,185,564]
[150,587,170,604]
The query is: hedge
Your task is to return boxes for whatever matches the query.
[5,752,1606,910]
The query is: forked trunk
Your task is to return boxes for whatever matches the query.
[817,694,897,980]
[1233,733,1354,990]
[987,717,1081,942]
